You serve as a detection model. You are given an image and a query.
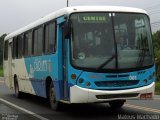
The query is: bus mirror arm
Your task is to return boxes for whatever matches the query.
[64,20,72,39]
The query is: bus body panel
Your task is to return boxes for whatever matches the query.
[70,82,155,103]
[18,16,67,100]
[24,55,56,98]
[12,58,36,95]
[68,65,155,103]
[3,40,14,89]
[72,66,155,90]
[3,61,11,88]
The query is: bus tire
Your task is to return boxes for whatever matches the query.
[14,77,23,98]
[48,83,60,111]
[109,100,125,109]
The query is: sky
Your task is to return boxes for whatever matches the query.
[0,0,160,35]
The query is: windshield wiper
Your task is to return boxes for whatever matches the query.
[97,54,116,70]
[136,49,147,67]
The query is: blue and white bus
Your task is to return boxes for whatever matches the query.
[3,6,155,110]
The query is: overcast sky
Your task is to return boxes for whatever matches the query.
[0,0,160,35]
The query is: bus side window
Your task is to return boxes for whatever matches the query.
[37,27,43,55]
[44,21,56,54]
[24,33,28,57]
[33,26,43,56]
[13,37,18,59]
[24,31,32,57]
[17,35,23,58]
[4,40,9,60]
[12,37,16,59]
[33,29,38,55]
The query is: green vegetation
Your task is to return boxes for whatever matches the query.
[155,81,160,95]
[153,31,160,79]
[0,34,6,66]
[0,65,3,77]
[0,34,6,77]
[153,30,160,94]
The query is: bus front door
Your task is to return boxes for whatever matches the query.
[57,17,69,101]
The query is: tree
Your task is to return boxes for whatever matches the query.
[153,30,160,80]
[0,34,7,66]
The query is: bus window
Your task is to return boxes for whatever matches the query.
[24,31,32,57]
[33,27,43,55]
[33,29,38,55]
[14,37,18,59]
[44,22,56,54]
[24,34,28,57]
[37,27,43,55]
[17,35,23,58]
[12,37,16,59]
[113,13,153,69]
[4,40,8,60]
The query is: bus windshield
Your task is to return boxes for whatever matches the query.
[70,13,154,71]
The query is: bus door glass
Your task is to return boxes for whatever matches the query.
[62,24,68,99]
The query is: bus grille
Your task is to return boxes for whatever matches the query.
[96,93,139,99]
[94,80,139,87]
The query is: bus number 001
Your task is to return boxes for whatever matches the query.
[129,76,137,80]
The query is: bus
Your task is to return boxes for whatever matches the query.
[3,6,155,110]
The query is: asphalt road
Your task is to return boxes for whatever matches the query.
[0,77,160,120]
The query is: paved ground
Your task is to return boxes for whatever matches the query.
[0,101,39,120]
[0,77,160,120]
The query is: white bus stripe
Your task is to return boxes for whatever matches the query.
[0,98,49,120]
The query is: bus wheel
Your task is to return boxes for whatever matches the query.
[109,100,125,109]
[48,83,60,111]
[14,77,23,98]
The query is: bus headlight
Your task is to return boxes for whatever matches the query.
[148,72,155,81]
[148,75,153,80]
[79,78,84,83]
[71,74,77,80]
[143,79,148,84]
[86,82,91,87]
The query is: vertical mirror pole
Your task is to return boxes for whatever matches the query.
[67,0,69,7]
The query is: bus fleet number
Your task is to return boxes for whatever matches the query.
[129,76,137,80]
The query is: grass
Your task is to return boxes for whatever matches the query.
[155,81,160,95]
[0,65,3,77]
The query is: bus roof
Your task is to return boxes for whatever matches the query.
[5,6,147,41]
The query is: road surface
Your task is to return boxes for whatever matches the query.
[0,77,160,120]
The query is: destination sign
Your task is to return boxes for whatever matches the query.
[78,15,109,23]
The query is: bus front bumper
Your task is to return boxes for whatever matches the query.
[70,82,155,103]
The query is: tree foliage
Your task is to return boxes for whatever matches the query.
[153,30,160,80]
[0,34,7,66]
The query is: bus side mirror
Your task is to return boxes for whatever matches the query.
[63,21,71,39]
